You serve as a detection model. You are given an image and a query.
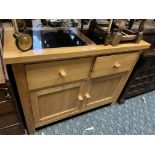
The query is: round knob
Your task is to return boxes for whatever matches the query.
[114,62,121,68]
[85,93,91,99]
[78,95,84,101]
[59,70,67,77]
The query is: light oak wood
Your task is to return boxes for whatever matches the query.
[12,64,35,134]
[111,51,142,105]
[84,72,127,109]
[30,81,86,127]
[92,52,139,78]
[25,58,91,90]
[2,24,150,134]
[11,50,145,132]
[3,41,150,65]
[3,27,150,64]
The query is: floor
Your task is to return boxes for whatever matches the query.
[35,90,155,135]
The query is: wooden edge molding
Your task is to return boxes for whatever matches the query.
[12,64,35,134]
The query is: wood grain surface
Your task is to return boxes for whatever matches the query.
[3,26,150,64]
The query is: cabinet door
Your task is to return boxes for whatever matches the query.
[83,72,127,109]
[30,81,85,127]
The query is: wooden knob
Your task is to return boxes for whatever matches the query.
[78,95,83,101]
[114,63,121,68]
[59,70,67,77]
[85,93,91,99]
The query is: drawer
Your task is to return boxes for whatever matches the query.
[25,58,91,90]
[0,112,19,129]
[0,100,15,115]
[0,124,25,135]
[92,52,139,78]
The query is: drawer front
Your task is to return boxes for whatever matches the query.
[0,112,19,129]
[25,58,91,90]
[0,100,15,115]
[92,52,139,78]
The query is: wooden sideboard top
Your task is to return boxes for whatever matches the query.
[3,25,150,64]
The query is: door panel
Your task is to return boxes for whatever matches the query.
[38,87,79,118]
[84,72,127,109]
[30,81,85,127]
